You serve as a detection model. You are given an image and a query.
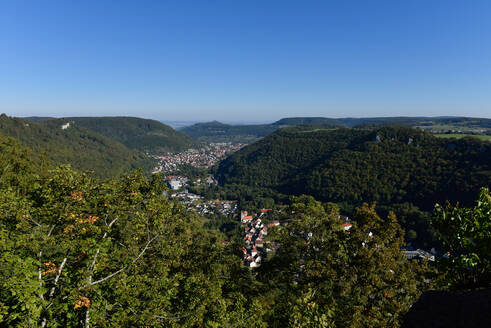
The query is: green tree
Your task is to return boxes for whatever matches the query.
[0,153,261,326]
[260,196,428,328]
[432,187,491,289]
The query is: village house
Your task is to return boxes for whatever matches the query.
[343,223,352,231]
[241,215,253,223]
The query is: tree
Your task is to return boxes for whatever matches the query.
[259,196,428,328]
[432,187,491,289]
[0,159,261,327]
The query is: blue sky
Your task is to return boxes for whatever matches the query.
[1,0,490,122]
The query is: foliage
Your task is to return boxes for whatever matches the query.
[432,188,491,289]
[0,141,261,327]
[189,183,287,213]
[0,114,155,179]
[66,116,199,153]
[172,163,209,179]
[259,196,430,328]
[217,126,491,209]
[376,203,439,249]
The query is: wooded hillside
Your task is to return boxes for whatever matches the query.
[0,115,155,178]
[216,126,491,209]
[57,116,199,153]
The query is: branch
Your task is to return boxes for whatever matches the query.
[89,249,100,272]
[88,267,126,286]
[26,217,41,227]
[40,257,67,328]
[108,217,118,228]
[85,307,90,328]
[38,250,44,300]
[87,234,160,287]
[38,223,56,298]
[49,257,67,298]
[101,217,118,239]
[47,224,56,238]
[88,217,119,280]
[133,233,160,264]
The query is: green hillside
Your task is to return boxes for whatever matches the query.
[0,114,154,178]
[65,116,198,153]
[181,120,278,143]
[216,126,491,209]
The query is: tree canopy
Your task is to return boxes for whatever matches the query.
[432,187,491,289]
[258,196,430,328]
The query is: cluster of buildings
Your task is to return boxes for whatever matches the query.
[152,142,245,173]
[170,190,238,216]
[238,211,356,269]
[166,175,218,191]
[239,209,280,268]
[165,175,189,190]
[191,200,238,216]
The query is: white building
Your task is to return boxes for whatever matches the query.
[168,180,182,190]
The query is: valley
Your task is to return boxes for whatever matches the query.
[1,113,489,327]
[5,3,491,325]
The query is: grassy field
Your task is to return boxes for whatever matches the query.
[417,124,491,134]
[434,134,491,141]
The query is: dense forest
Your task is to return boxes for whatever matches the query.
[0,115,155,178]
[215,126,491,248]
[216,126,491,208]
[31,116,199,154]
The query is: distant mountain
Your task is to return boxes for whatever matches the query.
[272,117,342,126]
[181,118,343,143]
[337,116,491,128]
[0,114,155,178]
[22,116,55,123]
[180,121,279,143]
[216,125,491,209]
[181,116,491,143]
[54,116,199,153]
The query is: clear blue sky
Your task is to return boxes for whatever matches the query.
[1,0,490,122]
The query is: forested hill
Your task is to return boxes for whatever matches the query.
[51,116,199,153]
[0,115,154,178]
[180,120,279,143]
[182,116,491,143]
[337,116,491,128]
[180,118,343,143]
[216,126,491,210]
[272,117,343,126]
